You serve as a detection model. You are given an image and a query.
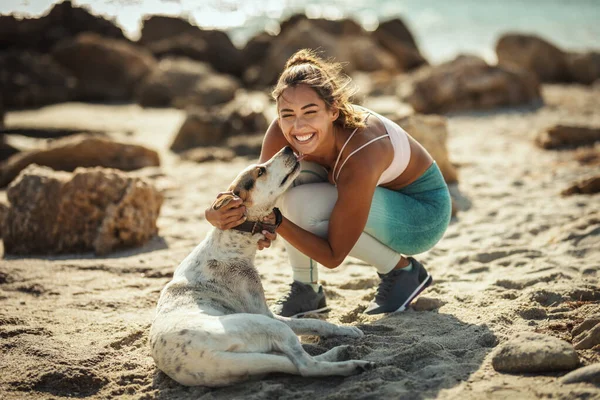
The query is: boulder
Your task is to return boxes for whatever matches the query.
[562,175,600,196]
[0,50,76,109]
[566,51,600,85]
[496,34,568,83]
[341,35,398,72]
[0,134,160,188]
[393,114,458,183]
[257,20,348,86]
[535,125,600,149]
[372,18,428,71]
[52,33,157,101]
[219,91,272,136]
[279,14,364,37]
[405,55,541,114]
[491,333,579,373]
[136,58,239,108]
[170,109,230,152]
[138,16,243,77]
[0,0,126,53]
[2,164,163,255]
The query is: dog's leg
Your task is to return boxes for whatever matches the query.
[313,345,352,362]
[219,314,372,377]
[274,315,364,338]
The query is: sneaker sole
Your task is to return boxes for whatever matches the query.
[393,273,433,313]
[290,306,331,319]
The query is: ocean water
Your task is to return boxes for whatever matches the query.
[1,0,599,63]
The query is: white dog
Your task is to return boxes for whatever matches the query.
[149,146,373,387]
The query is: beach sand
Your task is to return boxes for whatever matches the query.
[0,83,599,399]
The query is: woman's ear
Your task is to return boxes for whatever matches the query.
[329,105,339,121]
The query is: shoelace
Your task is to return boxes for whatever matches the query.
[374,271,400,302]
[275,282,304,304]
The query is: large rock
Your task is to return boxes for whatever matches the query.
[0,0,126,53]
[0,134,160,188]
[535,125,600,149]
[51,33,157,101]
[372,18,428,71]
[341,35,398,72]
[170,109,229,152]
[278,14,364,37]
[405,55,541,114]
[491,333,579,373]
[393,115,458,183]
[0,50,76,109]
[3,165,163,255]
[566,52,600,85]
[496,34,568,83]
[136,58,239,108]
[138,16,243,77]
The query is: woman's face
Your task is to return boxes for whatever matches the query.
[277,84,339,157]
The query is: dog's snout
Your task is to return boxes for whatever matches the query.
[283,146,294,155]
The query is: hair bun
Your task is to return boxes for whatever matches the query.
[284,49,323,70]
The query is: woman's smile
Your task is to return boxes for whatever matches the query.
[293,132,316,143]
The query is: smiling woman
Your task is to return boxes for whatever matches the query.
[205,49,452,317]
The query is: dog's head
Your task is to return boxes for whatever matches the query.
[213,146,300,219]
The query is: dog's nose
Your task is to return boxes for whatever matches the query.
[283,146,294,155]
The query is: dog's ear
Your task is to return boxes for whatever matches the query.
[212,193,236,210]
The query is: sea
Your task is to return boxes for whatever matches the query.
[1,0,599,64]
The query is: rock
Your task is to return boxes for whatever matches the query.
[573,321,600,350]
[372,18,428,71]
[170,110,229,152]
[405,55,541,114]
[138,16,243,77]
[411,297,447,311]
[572,317,600,338]
[491,333,579,373]
[257,20,342,87]
[536,125,600,149]
[136,57,239,108]
[561,364,600,385]
[392,114,458,183]
[219,91,272,136]
[0,50,76,109]
[341,35,398,72]
[180,147,236,163]
[51,33,157,101]
[3,164,163,255]
[242,32,276,68]
[279,14,364,37]
[496,33,568,83]
[566,52,600,85]
[0,0,126,53]
[562,175,600,196]
[0,134,160,188]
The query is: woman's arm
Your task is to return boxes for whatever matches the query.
[276,146,387,268]
[259,118,290,163]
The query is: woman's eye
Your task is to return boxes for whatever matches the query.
[305,111,316,115]
[281,115,292,118]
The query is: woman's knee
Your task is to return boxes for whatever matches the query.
[280,183,337,230]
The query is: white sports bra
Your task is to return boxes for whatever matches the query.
[332,107,411,186]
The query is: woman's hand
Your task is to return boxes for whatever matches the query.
[205,192,246,230]
[258,230,277,251]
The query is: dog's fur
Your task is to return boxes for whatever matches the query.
[149,146,373,387]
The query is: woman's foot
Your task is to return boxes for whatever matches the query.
[271,281,329,318]
[364,257,433,315]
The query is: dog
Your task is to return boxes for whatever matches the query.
[149,146,373,387]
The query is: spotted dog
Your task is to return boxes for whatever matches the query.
[149,146,373,387]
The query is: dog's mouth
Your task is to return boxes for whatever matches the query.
[280,161,300,187]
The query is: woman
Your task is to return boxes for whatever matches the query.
[205,49,452,317]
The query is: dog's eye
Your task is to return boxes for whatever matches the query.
[257,167,266,177]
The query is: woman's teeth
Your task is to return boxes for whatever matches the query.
[295,133,315,142]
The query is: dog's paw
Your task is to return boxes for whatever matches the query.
[355,360,376,373]
[340,326,364,338]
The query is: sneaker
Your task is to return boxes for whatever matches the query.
[271,281,329,318]
[364,257,433,315]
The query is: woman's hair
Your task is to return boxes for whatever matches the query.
[271,49,365,130]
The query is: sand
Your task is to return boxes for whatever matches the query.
[0,83,599,399]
